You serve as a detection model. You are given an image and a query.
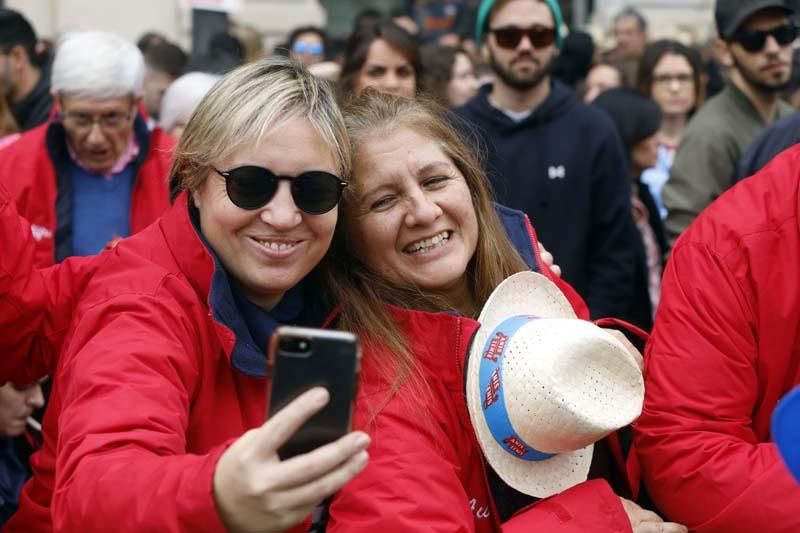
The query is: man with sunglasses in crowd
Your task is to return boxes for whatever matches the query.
[662,0,796,246]
[0,30,173,268]
[454,0,638,323]
[287,25,328,67]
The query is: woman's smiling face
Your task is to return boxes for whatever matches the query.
[193,116,339,310]
[347,126,478,299]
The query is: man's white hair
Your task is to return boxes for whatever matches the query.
[52,31,145,98]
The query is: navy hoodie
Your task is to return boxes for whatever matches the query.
[453,81,636,319]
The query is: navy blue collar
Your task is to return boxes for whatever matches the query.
[493,203,540,273]
[230,278,306,353]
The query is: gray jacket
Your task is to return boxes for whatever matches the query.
[663,82,794,244]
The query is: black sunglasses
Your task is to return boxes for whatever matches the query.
[489,25,556,50]
[732,23,798,53]
[213,166,349,215]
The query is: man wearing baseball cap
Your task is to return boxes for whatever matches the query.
[453,0,638,326]
[663,0,796,245]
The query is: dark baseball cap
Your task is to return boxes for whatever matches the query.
[716,0,795,39]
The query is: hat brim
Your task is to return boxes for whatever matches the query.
[466,271,592,497]
[773,385,800,483]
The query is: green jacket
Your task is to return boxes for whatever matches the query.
[663,82,794,244]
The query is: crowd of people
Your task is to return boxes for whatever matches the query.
[0,0,798,531]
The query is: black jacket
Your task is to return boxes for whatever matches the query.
[11,54,53,132]
[452,81,637,319]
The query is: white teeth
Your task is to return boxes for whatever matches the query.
[405,231,451,254]
[256,239,297,252]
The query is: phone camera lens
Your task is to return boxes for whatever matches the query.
[278,336,313,356]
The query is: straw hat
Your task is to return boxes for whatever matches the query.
[773,385,800,484]
[465,271,645,498]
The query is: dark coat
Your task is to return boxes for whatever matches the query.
[452,81,637,319]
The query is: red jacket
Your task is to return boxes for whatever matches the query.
[0,119,173,267]
[327,214,634,533]
[634,145,800,532]
[0,181,98,385]
[8,195,307,532]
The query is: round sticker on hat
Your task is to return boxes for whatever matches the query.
[773,385,800,484]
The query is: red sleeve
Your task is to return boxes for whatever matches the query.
[33,255,101,377]
[634,243,800,532]
[327,386,479,533]
[502,479,631,533]
[0,182,101,385]
[0,182,40,381]
[51,288,230,532]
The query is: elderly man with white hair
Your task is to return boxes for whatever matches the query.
[0,31,174,267]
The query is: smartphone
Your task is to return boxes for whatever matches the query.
[267,326,361,460]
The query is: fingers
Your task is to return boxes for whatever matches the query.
[538,241,554,267]
[259,387,329,455]
[537,241,562,278]
[634,523,688,533]
[661,524,688,533]
[270,431,371,490]
[620,497,663,529]
[272,448,369,510]
[633,508,663,524]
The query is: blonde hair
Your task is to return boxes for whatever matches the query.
[325,90,528,394]
[169,57,350,199]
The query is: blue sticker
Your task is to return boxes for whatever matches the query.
[479,315,556,462]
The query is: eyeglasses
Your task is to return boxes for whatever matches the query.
[652,73,694,85]
[213,165,349,215]
[731,23,798,53]
[58,110,133,131]
[489,25,556,50]
[292,42,324,56]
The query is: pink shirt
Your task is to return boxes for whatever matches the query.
[67,134,140,178]
[0,133,21,151]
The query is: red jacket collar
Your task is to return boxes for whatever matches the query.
[160,193,216,304]
[355,305,480,395]
[159,194,239,363]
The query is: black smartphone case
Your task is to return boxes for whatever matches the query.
[267,328,360,460]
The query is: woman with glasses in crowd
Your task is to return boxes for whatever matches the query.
[7,58,369,533]
[322,90,687,533]
[637,40,703,220]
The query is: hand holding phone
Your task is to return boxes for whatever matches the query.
[213,387,370,533]
[267,326,361,460]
